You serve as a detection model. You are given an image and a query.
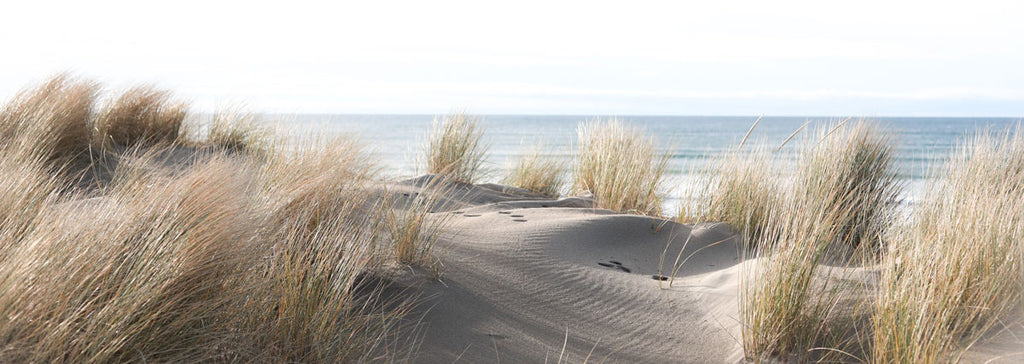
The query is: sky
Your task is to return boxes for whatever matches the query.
[1,0,1023,116]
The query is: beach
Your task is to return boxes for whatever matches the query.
[0,77,1021,363]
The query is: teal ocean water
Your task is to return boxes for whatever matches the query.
[268,114,1020,209]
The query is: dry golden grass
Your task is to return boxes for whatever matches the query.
[741,120,900,362]
[741,194,857,362]
[573,119,669,216]
[695,146,779,243]
[423,112,488,184]
[503,144,566,198]
[871,126,1024,363]
[94,85,187,149]
[0,74,98,164]
[205,110,270,156]
[382,180,452,271]
[796,121,901,257]
[0,76,430,362]
[0,157,254,362]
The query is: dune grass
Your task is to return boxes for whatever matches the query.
[0,76,431,362]
[573,119,669,216]
[694,146,779,243]
[423,112,488,184]
[740,120,900,361]
[871,126,1024,363]
[0,74,98,164]
[205,110,270,156]
[503,144,566,198]
[94,85,188,149]
[383,181,452,270]
[796,121,901,257]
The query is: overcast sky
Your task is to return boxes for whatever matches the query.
[2,0,1022,116]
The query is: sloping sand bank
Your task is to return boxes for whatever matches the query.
[388,178,1024,363]
[391,179,746,363]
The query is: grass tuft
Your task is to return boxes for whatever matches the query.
[423,112,488,184]
[503,144,566,198]
[94,85,187,149]
[0,77,427,362]
[0,74,98,164]
[573,119,669,216]
[695,146,779,243]
[205,110,270,156]
[741,120,900,361]
[871,126,1024,363]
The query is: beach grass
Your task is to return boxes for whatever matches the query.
[796,121,900,258]
[423,112,488,184]
[0,74,98,165]
[94,85,188,149]
[741,120,900,361]
[695,146,779,244]
[205,110,270,156]
[573,119,669,216]
[0,76,424,362]
[871,126,1024,363]
[503,144,566,198]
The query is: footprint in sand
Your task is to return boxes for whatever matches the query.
[651,275,669,281]
[498,211,512,214]
[451,211,464,214]
[597,260,631,273]
[510,214,524,218]
[463,214,481,217]
[512,219,527,222]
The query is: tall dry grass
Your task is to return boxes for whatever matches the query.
[94,85,188,149]
[0,74,97,164]
[741,121,900,361]
[382,181,452,270]
[871,126,1024,363]
[503,144,566,198]
[205,110,269,156]
[0,76,430,362]
[796,121,901,257]
[423,112,488,184]
[741,193,860,362]
[0,157,255,362]
[695,146,779,243]
[573,119,669,216]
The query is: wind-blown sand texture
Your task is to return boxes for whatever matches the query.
[387,177,747,363]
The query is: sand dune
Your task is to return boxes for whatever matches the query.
[380,177,1024,363]
[386,178,746,363]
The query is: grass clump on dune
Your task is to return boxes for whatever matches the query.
[94,85,188,149]
[796,121,900,257]
[503,144,566,198]
[205,110,270,156]
[695,146,779,243]
[424,112,488,184]
[0,157,254,362]
[573,119,669,216]
[0,75,427,362]
[741,120,900,361]
[871,126,1024,363]
[0,74,98,164]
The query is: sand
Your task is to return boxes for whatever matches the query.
[386,177,746,363]
[386,176,1024,363]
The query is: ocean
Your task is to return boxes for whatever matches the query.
[264,114,1020,212]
